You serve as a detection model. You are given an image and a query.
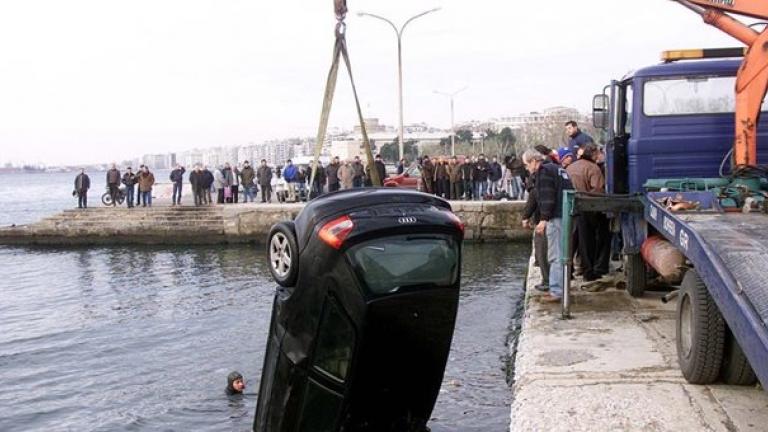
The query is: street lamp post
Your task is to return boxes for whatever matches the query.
[358,8,441,161]
[434,87,468,156]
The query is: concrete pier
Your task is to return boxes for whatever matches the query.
[0,200,527,245]
[511,257,768,431]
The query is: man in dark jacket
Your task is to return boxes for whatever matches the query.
[460,158,473,200]
[74,169,90,209]
[523,149,573,303]
[326,157,341,192]
[374,154,386,187]
[474,154,489,200]
[508,155,526,200]
[421,155,435,194]
[434,158,449,198]
[240,161,256,203]
[522,165,549,292]
[169,164,186,206]
[189,164,205,206]
[135,165,145,206]
[106,163,121,207]
[565,120,594,155]
[121,167,137,208]
[448,156,462,200]
[202,166,214,205]
[309,161,326,197]
[352,156,365,188]
[489,156,502,195]
[257,160,273,203]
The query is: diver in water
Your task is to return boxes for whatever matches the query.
[225,371,245,396]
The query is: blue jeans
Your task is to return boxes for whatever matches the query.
[353,177,363,188]
[141,190,152,206]
[475,181,487,200]
[546,218,564,298]
[510,176,524,200]
[243,185,255,202]
[172,183,182,204]
[125,186,134,207]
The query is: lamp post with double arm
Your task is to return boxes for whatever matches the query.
[358,8,441,161]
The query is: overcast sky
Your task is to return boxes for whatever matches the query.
[0,0,755,165]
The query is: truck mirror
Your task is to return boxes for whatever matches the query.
[592,94,610,130]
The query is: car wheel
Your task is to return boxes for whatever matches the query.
[267,222,299,287]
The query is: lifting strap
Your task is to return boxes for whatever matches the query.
[309,0,381,192]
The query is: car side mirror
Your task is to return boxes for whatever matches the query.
[592,94,610,130]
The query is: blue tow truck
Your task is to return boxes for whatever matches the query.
[579,48,768,390]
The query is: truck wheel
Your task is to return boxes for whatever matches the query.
[267,222,299,287]
[676,270,725,384]
[720,329,757,385]
[625,253,646,298]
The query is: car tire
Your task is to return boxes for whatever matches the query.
[720,328,757,386]
[676,269,725,384]
[267,222,299,287]
[625,253,647,298]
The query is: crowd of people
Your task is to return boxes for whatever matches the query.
[520,120,608,304]
[72,121,597,221]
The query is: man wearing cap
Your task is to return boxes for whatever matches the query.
[558,148,575,169]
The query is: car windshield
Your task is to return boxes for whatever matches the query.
[407,164,421,177]
[347,235,459,295]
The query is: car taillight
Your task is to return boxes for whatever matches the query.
[445,211,465,235]
[318,215,355,249]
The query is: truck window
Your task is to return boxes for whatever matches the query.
[615,83,633,135]
[644,76,768,116]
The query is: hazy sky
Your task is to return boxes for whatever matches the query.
[0,0,755,165]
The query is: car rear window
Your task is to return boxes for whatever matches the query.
[346,235,459,295]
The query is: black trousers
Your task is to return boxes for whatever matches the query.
[78,191,88,208]
[577,212,611,280]
[193,186,204,206]
[260,184,272,202]
[450,181,462,200]
[217,188,225,204]
[230,185,239,203]
[108,184,119,206]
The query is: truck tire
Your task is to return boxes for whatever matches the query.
[625,253,646,298]
[676,270,725,384]
[720,329,757,386]
[267,222,299,287]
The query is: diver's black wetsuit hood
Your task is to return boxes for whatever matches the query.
[225,371,243,396]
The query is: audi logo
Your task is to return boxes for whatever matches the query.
[398,217,417,224]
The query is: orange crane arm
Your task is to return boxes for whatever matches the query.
[673,0,768,167]
[685,0,768,21]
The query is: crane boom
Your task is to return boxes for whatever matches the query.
[673,0,768,168]
[685,0,768,20]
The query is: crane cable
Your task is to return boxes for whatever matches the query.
[308,0,381,194]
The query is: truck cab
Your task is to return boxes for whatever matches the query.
[598,57,768,194]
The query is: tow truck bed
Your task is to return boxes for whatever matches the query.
[644,192,768,388]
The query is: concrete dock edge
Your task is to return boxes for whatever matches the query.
[510,254,768,431]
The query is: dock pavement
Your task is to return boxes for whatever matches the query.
[511,256,768,431]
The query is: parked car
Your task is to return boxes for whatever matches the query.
[383,163,422,190]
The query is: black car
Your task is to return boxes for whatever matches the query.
[254,188,465,432]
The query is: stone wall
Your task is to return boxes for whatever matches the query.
[0,201,529,245]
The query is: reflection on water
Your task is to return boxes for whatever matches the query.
[0,242,529,432]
